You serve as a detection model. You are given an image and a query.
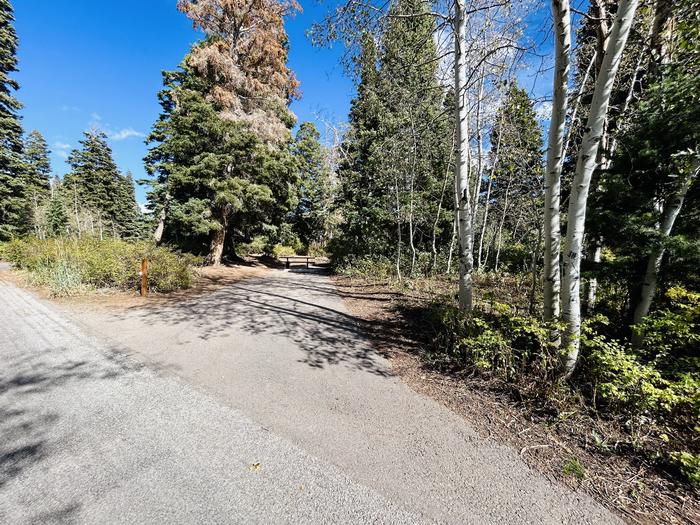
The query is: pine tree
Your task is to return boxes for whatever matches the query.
[145,60,284,264]
[46,179,68,238]
[377,0,451,275]
[22,130,52,236]
[63,130,133,237]
[330,6,451,273]
[484,82,543,271]
[113,171,140,238]
[0,0,25,240]
[330,33,392,263]
[291,122,333,249]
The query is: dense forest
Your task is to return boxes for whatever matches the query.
[0,0,698,498]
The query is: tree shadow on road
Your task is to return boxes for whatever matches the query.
[115,271,412,377]
[0,344,134,492]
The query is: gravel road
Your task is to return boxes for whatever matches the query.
[0,269,619,524]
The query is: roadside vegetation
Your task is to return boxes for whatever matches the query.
[0,0,698,520]
[1,238,197,296]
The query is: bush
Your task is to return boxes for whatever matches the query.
[5,237,197,296]
[422,300,558,386]
[579,314,700,486]
[336,255,396,280]
[272,244,297,258]
[237,235,268,256]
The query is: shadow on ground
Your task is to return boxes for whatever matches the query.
[0,344,136,491]
[115,271,416,377]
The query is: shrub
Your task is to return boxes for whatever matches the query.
[237,235,268,256]
[272,244,297,258]
[421,300,558,385]
[336,255,396,280]
[5,237,197,295]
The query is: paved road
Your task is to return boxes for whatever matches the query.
[0,269,618,524]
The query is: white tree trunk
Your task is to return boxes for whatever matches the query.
[633,161,698,328]
[153,198,169,244]
[454,0,474,311]
[561,0,639,377]
[543,0,571,321]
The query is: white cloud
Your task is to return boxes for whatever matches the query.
[59,105,80,112]
[53,141,71,159]
[108,128,145,141]
[138,202,151,214]
[90,112,102,121]
[535,101,553,122]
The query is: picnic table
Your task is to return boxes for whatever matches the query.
[279,255,316,269]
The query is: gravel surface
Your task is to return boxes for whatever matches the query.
[0,269,619,524]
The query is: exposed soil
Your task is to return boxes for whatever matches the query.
[332,275,700,525]
[0,262,270,311]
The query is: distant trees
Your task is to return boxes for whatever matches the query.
[21,130,52,237]
[0,0,25,240]
[329,0,453,278]
[290,122,334,251]
[62,131,140,239]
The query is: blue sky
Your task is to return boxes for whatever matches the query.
[13,0,354,204]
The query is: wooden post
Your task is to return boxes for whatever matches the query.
[140,258,149,297]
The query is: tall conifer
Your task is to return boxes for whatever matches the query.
[0,0,25,239]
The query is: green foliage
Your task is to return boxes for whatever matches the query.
[144,58,296,263]
[272,244,297,258]
[635,286,700,360]
[30,259,84,297]
[0,0,26,240]
[5,237,197,295]
[290,122,334,250]
[562,458,586,480]
[62,131,141,238]
[237,235,268,256]
[330,2,453,272]
[422,301,558,385]
[336,255,396,280]
[669,451,700,486]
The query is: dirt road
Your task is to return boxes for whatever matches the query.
[0,268,618,523]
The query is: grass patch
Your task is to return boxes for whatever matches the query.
[562,457,587,480]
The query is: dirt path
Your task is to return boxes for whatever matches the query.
[45,267,618,524]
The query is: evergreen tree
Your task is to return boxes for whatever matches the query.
[377,0,452,275]
[22,129,52,235]
[486,82,543,271]
[330,5,451,273]
[145,60,290,264]
[290,122,333,249]
[113,171,140,238]
[330,33,390,263]
[63,130,136,237]
[590,0,700,326]
[46,178,68,238]
[0,0,25,239]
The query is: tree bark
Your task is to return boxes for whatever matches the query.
[543,0,571,321]
[208,208,229,267]
[153,196,170,245]
[561,0,639,378]
[454,0,474,311]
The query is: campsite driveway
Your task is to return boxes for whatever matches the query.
[0,268,618,524]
